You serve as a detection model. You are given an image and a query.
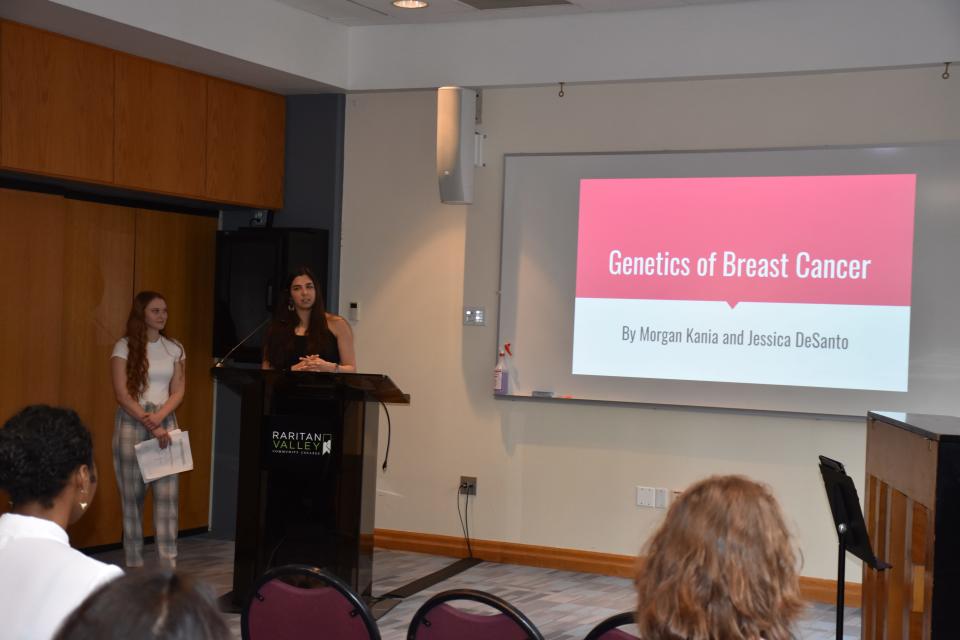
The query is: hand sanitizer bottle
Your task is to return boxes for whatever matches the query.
[494,351,508,395]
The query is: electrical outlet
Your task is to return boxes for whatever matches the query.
[636,485,656,508]
[250,209,268,227]
[463,307,485,326]
[655,487,669,509]
[459,476,477,495]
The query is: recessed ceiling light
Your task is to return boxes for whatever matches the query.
[393,0,429,8]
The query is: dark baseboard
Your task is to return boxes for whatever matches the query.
[79,526,209,556]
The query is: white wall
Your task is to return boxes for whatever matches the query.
[347,0,960,90]
[341,67,960,583]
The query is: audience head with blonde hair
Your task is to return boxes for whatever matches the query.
[634,475,803,640]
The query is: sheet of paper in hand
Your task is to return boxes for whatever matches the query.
[134,428,194,482]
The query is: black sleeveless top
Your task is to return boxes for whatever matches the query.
[285,326,340,370]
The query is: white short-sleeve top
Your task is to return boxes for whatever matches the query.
[0,513,124,639]
[112,336,185,406]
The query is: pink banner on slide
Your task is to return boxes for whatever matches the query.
[576,175,915,307]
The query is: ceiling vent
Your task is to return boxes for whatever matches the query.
[458,0,571,9]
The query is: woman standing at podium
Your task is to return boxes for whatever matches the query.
[110,291,185,568]
[262,266,356,372]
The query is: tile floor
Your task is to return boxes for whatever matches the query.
[92,535,861,640]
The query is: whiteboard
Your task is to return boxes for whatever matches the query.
[497,145,960,416]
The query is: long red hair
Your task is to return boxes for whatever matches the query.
[124,291,169,400]
[634,475,803,640]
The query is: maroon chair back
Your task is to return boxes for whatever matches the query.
[582,611,639,640]
[594,629,638,640]
[242,565,380,640]
[406,589,544,640]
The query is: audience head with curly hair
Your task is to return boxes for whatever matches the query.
[54,570,231,640]
[0,404,97,524]
[634,474,803,640]
[0,405,124,640]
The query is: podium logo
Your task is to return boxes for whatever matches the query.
[271,430,333,456]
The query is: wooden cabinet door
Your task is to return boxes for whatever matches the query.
[206,77,285,208]
[58,199,136,548]
[115,54,207,197]
[0,190,216,543]
[0,22,114,183]
[864,418,937,640]
[0,188,66,518]
[0,188,66,419]
[134,209,217,532]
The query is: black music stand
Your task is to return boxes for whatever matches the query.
[818,455,891,640]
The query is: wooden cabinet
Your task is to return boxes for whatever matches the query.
[0,189,67,419]
[863,412,960,640]
[0,20,286,208]
[0,22,114,183]
[114,54,207,197]
[0,188,217,548]
[134,209,217,532]
[206,77,285,208]
[57,199,136,548]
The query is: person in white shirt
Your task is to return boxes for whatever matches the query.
[111,291,186,568]
[0,405,124,640]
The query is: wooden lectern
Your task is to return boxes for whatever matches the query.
[212,368,409,607]
[863,411,960,639]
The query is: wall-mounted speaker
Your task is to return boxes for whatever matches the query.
[437,87,477,204]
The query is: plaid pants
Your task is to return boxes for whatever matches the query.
[112,403,179,567]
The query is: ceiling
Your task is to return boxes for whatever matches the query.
[276,0,751,26]
[1,0,953,94]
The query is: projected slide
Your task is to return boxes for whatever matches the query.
[572,175,916,391]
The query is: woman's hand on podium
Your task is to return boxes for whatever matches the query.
[292,355,338,373]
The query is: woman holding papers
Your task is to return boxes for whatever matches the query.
[111,291,185,568]
[262,266,356,372]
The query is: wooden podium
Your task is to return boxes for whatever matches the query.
[212,368,409,607]
[863,412,960,639]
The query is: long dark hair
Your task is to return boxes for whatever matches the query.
[263,267,329,367]
[54,570,231,640]
[123,291,177,400]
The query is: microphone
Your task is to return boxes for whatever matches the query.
[214,317,271,367]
